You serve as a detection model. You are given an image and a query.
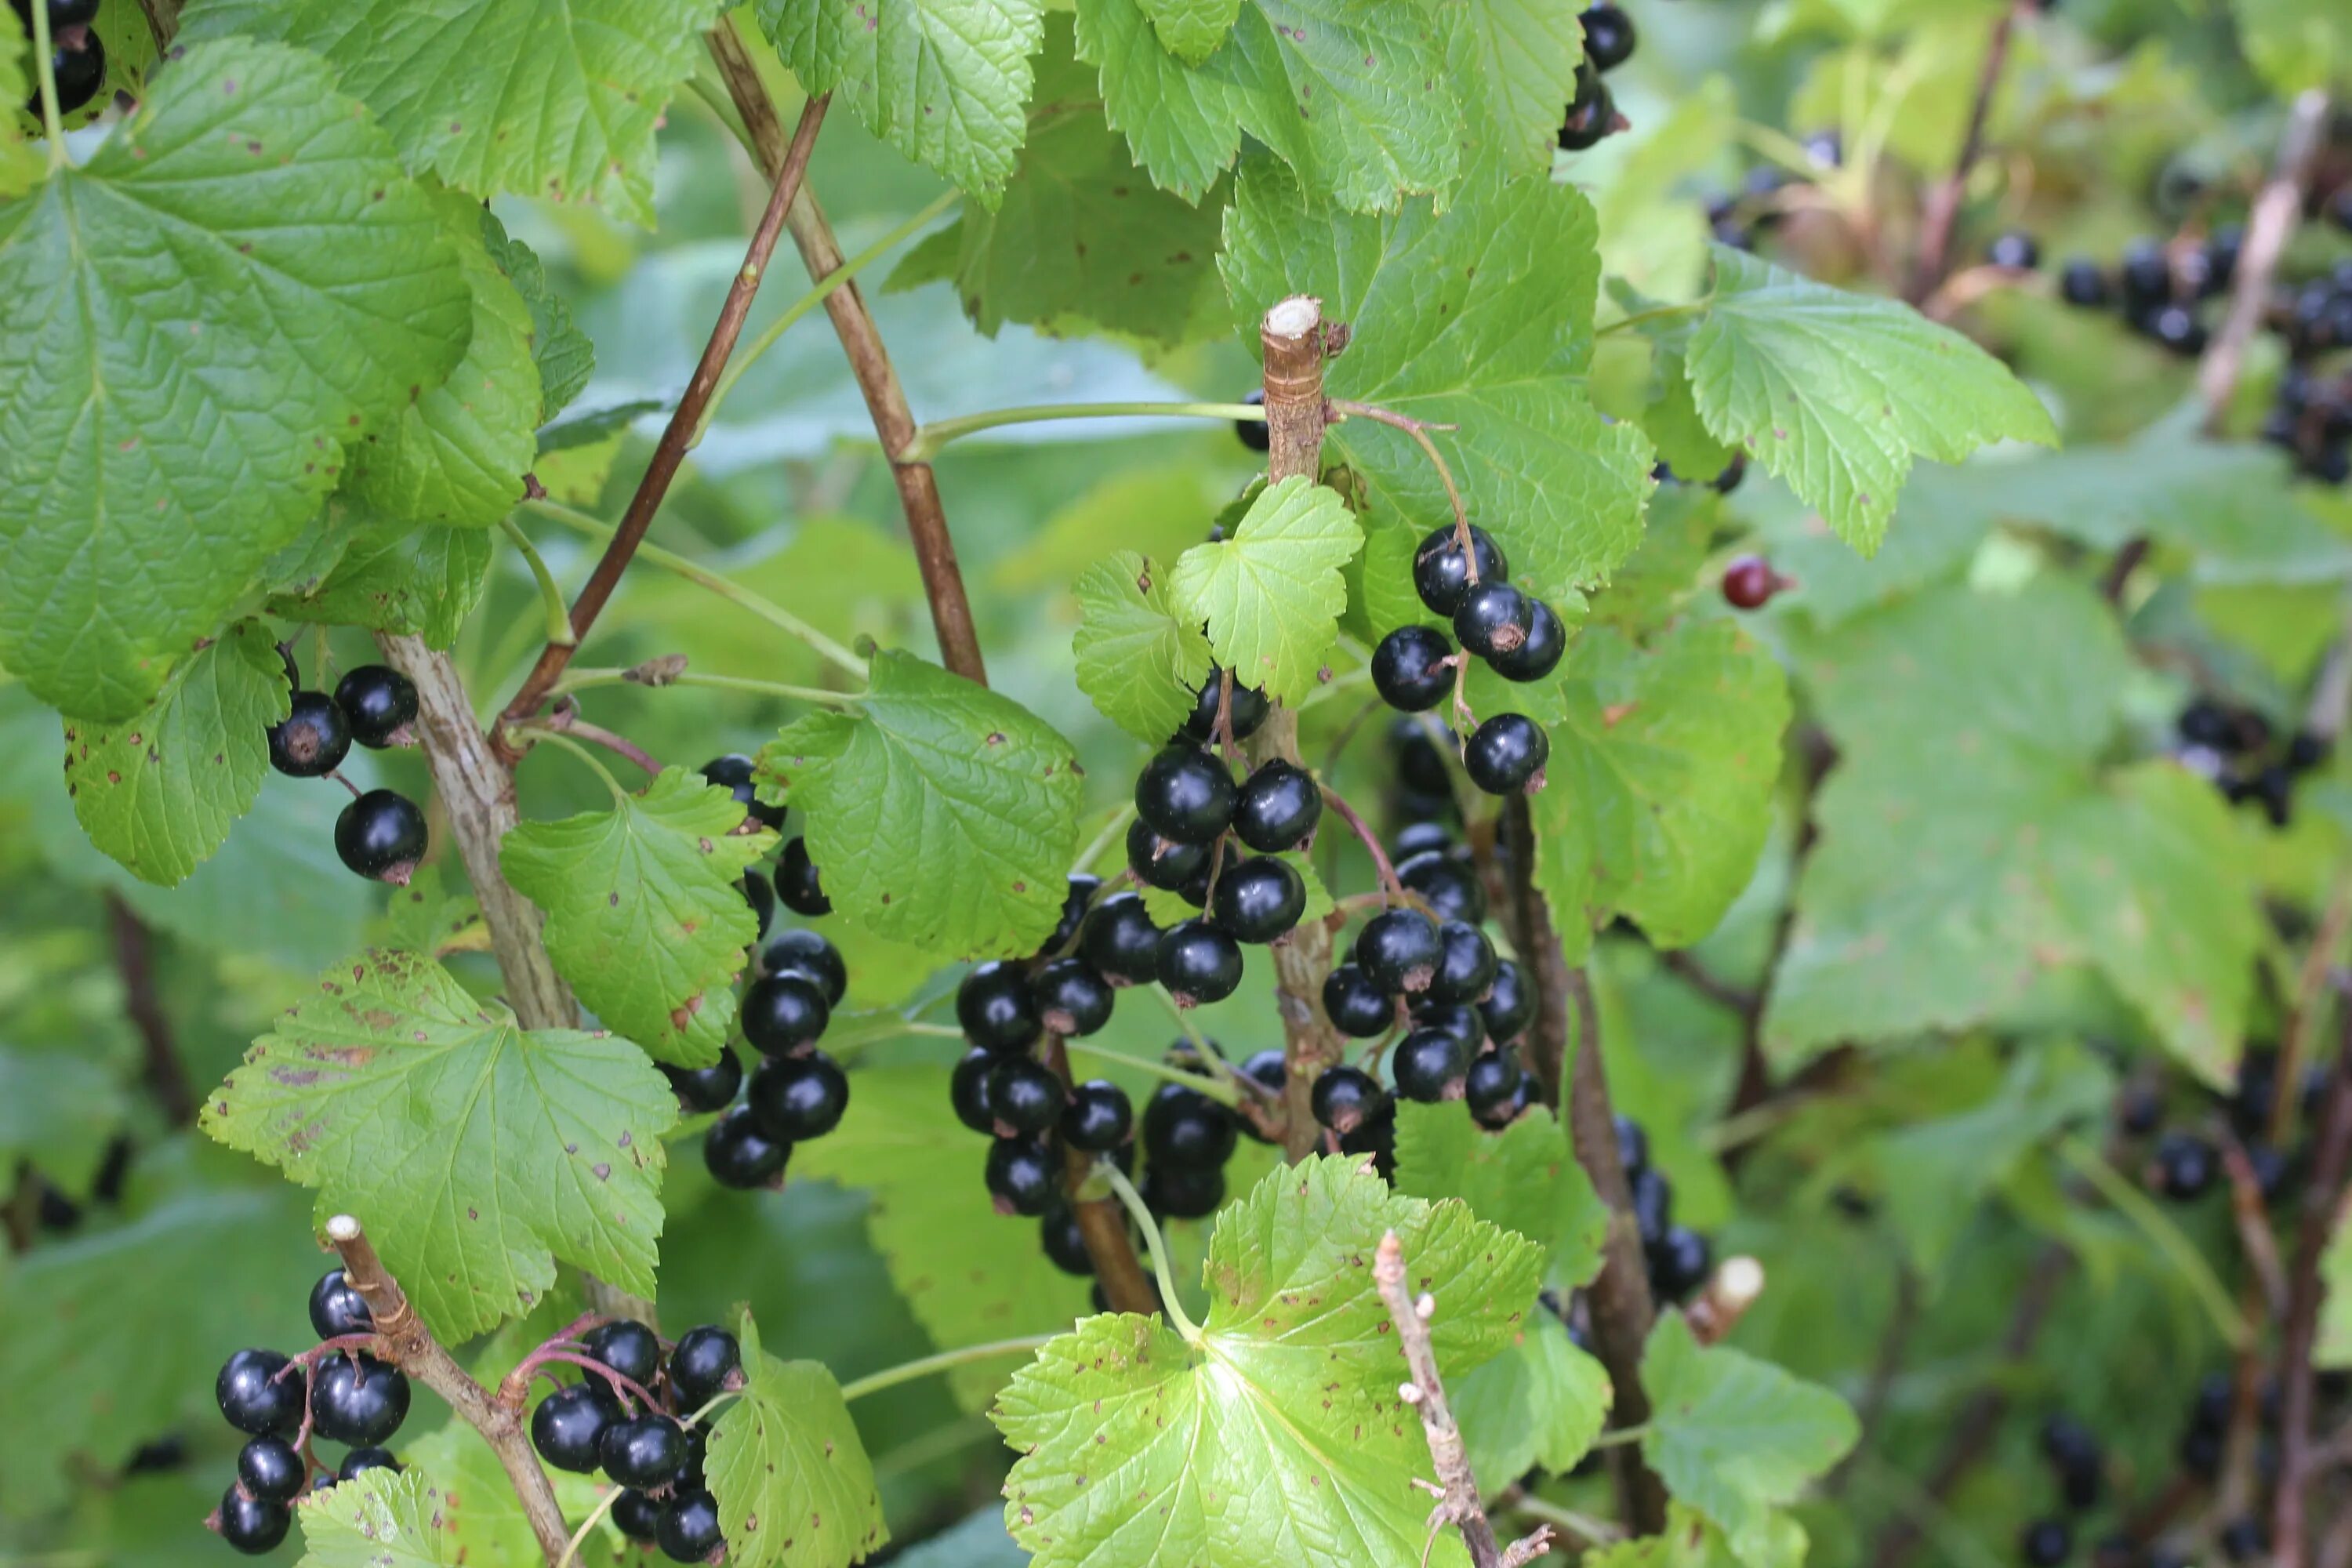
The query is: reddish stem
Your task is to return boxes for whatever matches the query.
[1319,783,1409,905]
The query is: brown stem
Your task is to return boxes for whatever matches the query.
[499,93,830,741]
[1498,797,1572,1109]
[2274,992,2352,1568]
[325,1215,570,1565]
[1319,783,1410,904]
[1329,398,1470,561]
[1657,949,1758,1020]
[2217,1134,2289,1318]
[133,0,177,53]
[2196,89,2332,435]
[707,19,985,685]
[1041,1035,1160,1316]
[104,893,194,1125]
[1907,1,2024,304]
[538,710,666,779]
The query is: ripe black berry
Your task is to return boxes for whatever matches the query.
[985,1136,1060,1216]
[1631,1166,1672,1242]
[1082,891,1163,985]
[1413,1000,1485,1058]
[2119,239,2170,309]
[1182,668,1270,742]
[662,1054,744,1115]
[1480,960,1534,1042]
[741,869,774,939]
[657,1490,724,1563]
[1581,2,1636,71]
[950,1047,996,1132]
[740,971,830,1057]
[267,691,352,778]
[1558,64,1615,151]
[236,1436,306,1503]
[335,789,428,884]
[1235,388,1271,452]
[749,1050,848,1141]
[532,1381,623,1472]
[2151,1131,2217,1200]
[1240,1047,1287,1094]
[1041,1203,1094,1276]
[1413,524,1509,617]
[1061,1079,1134,1152]
[700,753,785,831]
[1392,1027,1468,1102]
[764,928,847,1005]
[2060,259,2109,307]
[612,1489,665,1543]
[1233,760,1323,852]
[1211,855,1306,943]
[309,1353,409,1446]
[1614,1113,1650,1174]
[702,1106,789,1189]
[1372,625,1457,713]
[1722,554,1782,610]
[1142,1163,1225,1219]
[1043,873,1102,953]
[1391,820,1455,860]
[1490,599,1566,682]
[1323,964,1395,1037]
[957,960,1041,1052]
[986,1058,1068,1137]
[1453,582,1534,660]
[1426,920,1498,1005]
[1391,718,1454,798]
[1134,746,1238,844]
[2020,1519,2071,1568]
[1648,1225,1712,1299]
[1031,956,1116,1036]
[2143,301,2206,355]
[1465,1050,1526,1127]
[309,1268,374,1339]
[1356,908,1442,994]
[45,0,103,27]
[216,1487,291,1555]
[775,837,830,916]
[49,32,104,114]
[1312,1065,1388,1136]
[333,666,419,750]
[1144,1084,1238,1171]
[1127,819,1210,891]
[669,1326,741,1412]
[1987,230,2040,270]
[1465,713,1548,795]
[600,1413,688,1489]
[216,1348,304,1437]
[1397,848,1486,924]
[1171,837,1236,910]
[339,1446,400,1483]
[1156,919,1244,1007]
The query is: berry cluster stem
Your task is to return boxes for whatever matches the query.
[1328,399,1471,568]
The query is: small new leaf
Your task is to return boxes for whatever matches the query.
[1168,475,1361,704]
[481,209,594,425]
[1392,1102,1608,1287]
[293,1467,450,1568]
[1073,550,1214,745]
[707,1319,889,1568]
[1138,0,1240,62]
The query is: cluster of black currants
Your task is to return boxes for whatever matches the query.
[1559,2,1635,152]
[13,0,105,114]
[528,1321,743,1563]
[1370,524,1559,796]
[263,657,429,884]
[2260,233,2352,484]
[2170,697,2328,831]
[1617,1115,1713,1302]
[700,753,830,935]
[1705,131,1845,252]
[2047,229,2238,359]
[208,1270,409,1553]
[2017,1414,2105,1566]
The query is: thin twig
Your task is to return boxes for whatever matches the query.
[1329,399,1471,562]
[2216,1134,2290,1319]
[1319,783,1410,904]
[2197,90,2332,434]
[1907,0,2024,303]
[104,894,194,1125]
[2274,989,2352,1568]
[543,710,666,779]
[1658,949,1759,1018]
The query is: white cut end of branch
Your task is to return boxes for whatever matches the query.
[1264,295,1323,339]
[1401,1382,1425,1404]
[326,1214,363,1243]
[1719,1256,1765,1305]
[1415,1292,1436,1321]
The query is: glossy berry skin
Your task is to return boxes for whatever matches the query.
[1240,1047,1287,1094]
[333,665,419,750]
[670,1327,741,1412]
[702,1106,789,1189]
[1631,1167,1673,1243]
[1312,1065,1388,1136]
[1392,1027,1468,1102]
[1142,1163,1225,1219]
[2118,239,2170,310]
[949,1047,997,1132]
[1233,760,1323,852]
[1465,713,1548,795]
[237,1436,307,1504]
[1031,956,1116,1036]
[600,1414,688,1489]
[310,1354,410,1446]
[1135,746,1239,845]
[1156,920,1244,1007]
[741,971,830,1057]
[1391,820,1455,861]
[750,1050,848,1141]
[2060,259,2110,307]
[1465,1051,1527,1127]
[764,928,847,1005]
[1356,908,1443,994]
[1722,554,1781,610]
[1127,819,1210,891]
[1082,891,1163,985]
[1490,599,1566,682]
[658,1490,724,1564]
[49,33,104,114]
[2143,302,2206,356]
[339,1446,401,1483]
[1426,920,1499,1006]
[1062,1079,1134,1152]
[1235,388,1271,452]
[1212,855,1307,943]
[2020,1519,2072,1568]
[1413,524,1509,617]
[2151,1131,2217,1200]
[985,1136,1060,1216]
[1987,230,2040,270]
[612,1490,665,1544]
[1648,1225,1712,1299]
[532,1382,623,1473]
[1182,668,1270,743]
[775,837,830,916]
[1323,963,1395,1037]
[1453,581,1534,660]
[1580,1,1635,70]
[216,1488,292,1555]
[310,1268,375,1339]
[1397,849,1486,924]
[1041,1204,1094,1275]
[336,789,429,884]
[1043,873,1102,953]
[1372,625,1457,713]
[1558,66,1615,151]
[985,1058,1067,1138]
[217,1349,305,1437]
[1144,1084,1238,1171]
[699,753,785,831]
[662,1054,743,1115]
[1480,960,1534,1043]
[1171,838,1236,911]
[1391,718,1454,798]
[267,691,353,778]
[1614,1113,1650,1174]
[1414,1001,1485,1058]
[741,869,774,940]
[957,960,1040,1052]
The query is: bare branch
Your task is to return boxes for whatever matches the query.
[1907,0,2027,303]
[2197,90,2332,434]
[105,892,194,1125]
[2274,989,2352,1567]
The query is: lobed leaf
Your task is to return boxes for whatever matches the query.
[707,1319,889,1568]
[1167,475,1361,705]
[1072,550,1213,745]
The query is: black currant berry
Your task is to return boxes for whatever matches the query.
[1041,1203,1095,1276]
[1211,855,1306,943]
[1558,64,1615,151]
[1391,718,1454,798]
[532,1381,623,1473]
[267,691,353,778]
[2060,259,2110,307]
[1396,848,1486,924]
[1581,1,1636,69]
[333,666,419,750]
[1465,1050,1527,1127]
[669,1327,741,1412]
[957,960,1041,1052]
[2119,239,2170,308]
[740,971,830,1057]
[699,753,785,831]
[1134,746,1238,844]
[2020,1519,2072,1568]
[310,1353,409,1446]
[1987,230,2040,271]
[1372,625,1457,713]
[1392,1027,1468,1102]
[748,1050,848,1141]
[1142,1163,1225,1219]
[2151,1131,2217,1200]
[741,869,774,940]
[1426,920,1498,1005]
[1490,599,1566,682]
[1465,713,1548,795]
[49,32,104,114]
[764,928,847,1005]
[1323,964,1396,1037]
[1043,872,1103,953]
[1453,582,1534,660]
[950,1047,997,1132]
[1480,960,1534,1042]
[236,1436,306,1504]
[1631,1167,1673,1243]
[1233,760,1323,852]
[1613,1113,1650,1174]
[335,789,428,884]
[1171,837,1236,910]
[1182,668,1270,743]
[1143,1083,1238,1171]
[1240,1047,1287,1095]
[1126,819,1210,891]
[1031,956,1116,1036]
[1082,891,1163,985]
[600,1413,688,1490]
[986,1058,1068,1137]
[1156,920,1245,1007]
[1413,1000,1485,1058]
[339,1446,401,1483]
[309,1268,374,1339]
[612,1489,666,1543]
[1061,1079,1134,1152]
[1312,1065,1388,1136]
[775,837,830,916]
[216,1487,292,1555]
[1356,908,1442,994]
[662,1054,744,1115]
[702,1106,789,1189]
[1722,554,1782,610]
[985,1136,1060,1216]
[657,1490,724,1563]
[1391,820,1455,861]
[1236,388,1271,452]
[1413,524,1509,617]
[217,1349,305,1437]
[1648,1225,1712,1299]
[2143,301,2206,355]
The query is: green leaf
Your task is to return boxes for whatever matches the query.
[759,0,1047,205]
[0,38,470,720]
[1444,0,1585,176]
[889,1509,1031,1567]
[481,209,593,424]
[1138,0,1239,62]
[503,770,778,1067]
[1073,550,1213,746]
[1641,1311,1858,1567]
[266,503,497,648]
[793,1066,1091,1410]
[60,621,289,887]
[1074,0,1461,211]
[757,650,1084,960]
[1529,620,1789,961]
[708,1316,890,1568]
[1167,475,1361,704]
[0,1047,128,1198]
[1392,1102,1608,1287]
[1221,151,1654,609]
[201,948,680,1341]
[993,1155,1545,1567]
[177,0,731,225]
[397,1419,617,1566]
[293,1467,450,1568]
[2234,0,2349,93]
[1681,245,2056,554]
[1452,1312,1612,1486]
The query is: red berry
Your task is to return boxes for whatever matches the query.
[1722,555,1784,610]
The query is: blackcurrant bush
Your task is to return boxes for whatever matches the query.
[1044,872,1102,953]
[267,691,352,778]
[764,927,847,1005]
[1371,625,1457,713]
[1323,963,1395,1037]
[1426,920,1498,1005]
[1312,1065,1388,1136]
[1182,667,1270,743]
[1614,1113,1650,1174]
[662,1054,744,1115]
[1413,524,1509,618]
[333,665,419,750]
[339,1446,401,1482]
[335,789,428,884]
[49,31,104,114]
[2151,1131,2217,1200]
[1031,956,1116,1036]
[1232,760,1323,852]
[1134,745,1238,844]
[741,869,774,940]
[957,960,1040,1052]
[1413,1000,1485,1058]
[309,1268,374,1339]
[657,1490,724,1563]
[2059,259,2109,307]
[985,1136,1060,1216]
[2020,1519,2071,1568]
[236,1436,306,1504]
[1987,230,2040,271]
[1722,554,1783,610]
[986,1058,1067,1137]
[699,753,785,830]
[1081,891,1163,985]
[1465,1050,1527,1127]
[740,971,830,1057]
[1356,908,1442,994]
[669,1326,741,1412]
[1392,1027,1468,1102]
[1396,848,1486,924]
[600,1413,688,1489]
[216,1487,292,1555]
[1211,855,1306,943]
[310,1353,409,1446]
[1390,820,1455,860]
[1235,388,1271,452]
[702,1106,789,1189]
[1126,818,1210,891]
[1453,582,1534,660]
[1142,1163,1225,1219]
[775,837,830,916]
[1489,599,1566,682]
[217,1349,305,1437]
[1648,1225,1712,1300]
[612,1489,665,1544]
[1156,919,1244,1006]
[950,1047,996,1132]
[532,1381,623,1473]
[1465,713,1548,795]
[1143,1083,1238,1171]
[749,1050,848,1141]
[1581,1,1636,71]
